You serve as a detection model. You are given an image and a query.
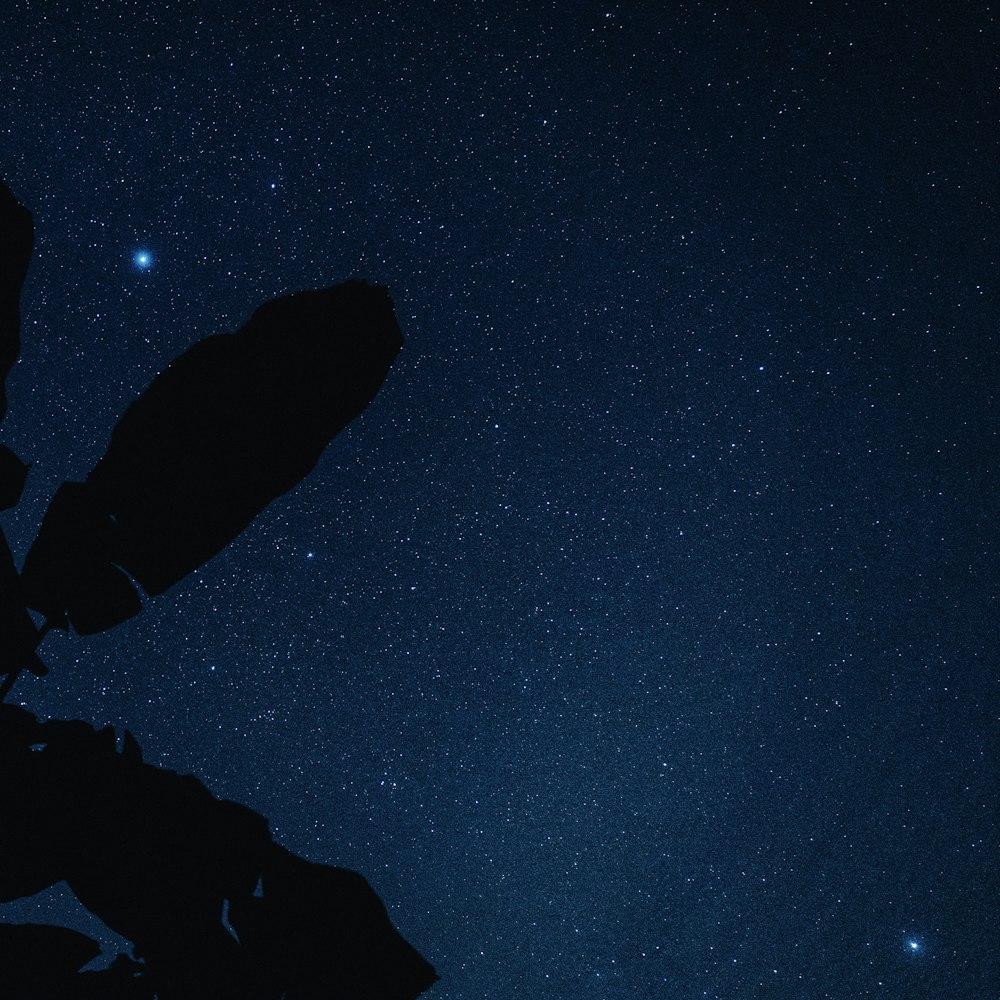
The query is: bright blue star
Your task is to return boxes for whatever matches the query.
[134,251,152,269]
[907,939,920,952]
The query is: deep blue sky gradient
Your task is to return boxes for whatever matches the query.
[1,3,997,997]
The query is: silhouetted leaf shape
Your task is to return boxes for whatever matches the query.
[79,953,155,1000]
[0,709,436,999]
[21,280,402,633]
[0,706,88,902]
[19,481,141,635]
[0,443,29,509]
[0,179,34,425]
[0,922,152,998]
[0,530,46,677]
[79,955,156,1000]
[229,845,440,999]
[0,922,101,991]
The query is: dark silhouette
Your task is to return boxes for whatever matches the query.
[0,528,46,679]
[0,923,101,975]
[0,922,153,999]
[0,178,33,427]
[0,183,43,683]
[0,179,438,995]
[21,280,403,635]
[0,444,29,510]
[0,923,101,999]
[0,706,438,999]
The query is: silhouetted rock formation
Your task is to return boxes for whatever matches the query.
[0,179,33,425]
[0,706,438,999]
[20,280,403,634]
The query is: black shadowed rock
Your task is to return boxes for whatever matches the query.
[0,178,33,425]
[20,280,403,633]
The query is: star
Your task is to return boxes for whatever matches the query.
[907,940,920,952]
[134,250,152,269]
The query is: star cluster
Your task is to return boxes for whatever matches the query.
[0,3,996,998]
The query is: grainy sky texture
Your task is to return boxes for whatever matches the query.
[1,3,997,998]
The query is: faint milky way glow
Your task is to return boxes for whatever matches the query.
[0,6,993,999]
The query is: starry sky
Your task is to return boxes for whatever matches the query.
[0,3,997,998]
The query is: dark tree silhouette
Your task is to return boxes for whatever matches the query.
[0,706,437,998]
[0,180,438,997]
[0,180,43,683]
[21,280,402,634]
[0,178,33,426]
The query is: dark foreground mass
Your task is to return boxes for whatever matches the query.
[0,705,438,999]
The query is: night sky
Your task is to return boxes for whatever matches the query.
[1,3,997,998]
